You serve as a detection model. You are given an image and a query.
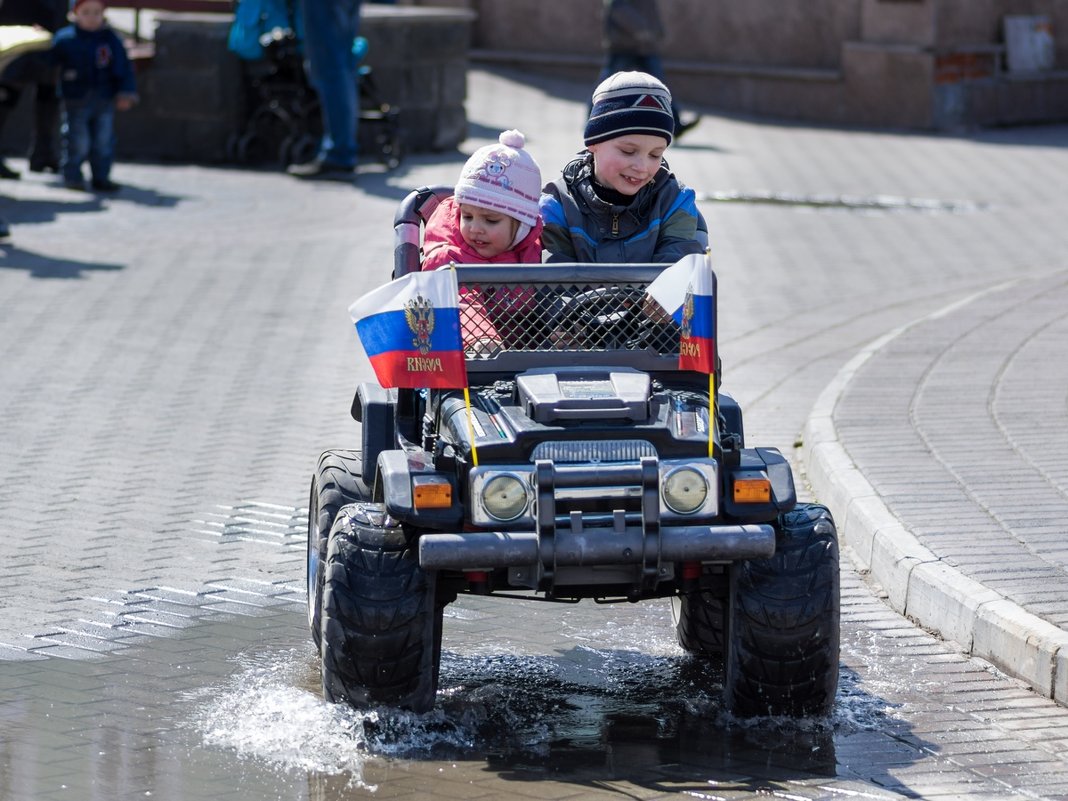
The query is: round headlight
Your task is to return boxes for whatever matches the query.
[662,467,708,514]
[481,474,528,521]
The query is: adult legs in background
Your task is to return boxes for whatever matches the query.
[290,0,361,176]
[0,82,23,179]
[29,82,61,173]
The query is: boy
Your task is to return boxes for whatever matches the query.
[540,71,705,264]
[51,0,138,191]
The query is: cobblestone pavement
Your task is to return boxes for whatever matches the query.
[2,67,1068,799]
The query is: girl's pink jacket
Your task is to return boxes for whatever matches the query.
[420,196,543,348]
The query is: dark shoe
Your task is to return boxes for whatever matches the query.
[63,179,86,191]
[28,157,59,174]
[0,160,20,180]
[91,178,121,193]
[286,159,355,181]
[0,216,10,239]
[674,116,701,141]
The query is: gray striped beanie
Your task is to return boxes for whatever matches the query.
[584,71,674,146]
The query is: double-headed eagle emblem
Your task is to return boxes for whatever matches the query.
[404,295,435,354]
[680,283,695,339]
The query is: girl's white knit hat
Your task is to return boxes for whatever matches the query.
[454,130,542,228]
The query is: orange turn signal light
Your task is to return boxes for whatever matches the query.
[733,477,771,503]
[413,477,452,509]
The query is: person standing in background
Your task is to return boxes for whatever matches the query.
[0,0,68,179]
[287,0,362,180]
[599,0,700,140]
[52,0,138,192]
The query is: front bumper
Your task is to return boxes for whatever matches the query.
[418,523,775,570]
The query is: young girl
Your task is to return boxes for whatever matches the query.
[421,129,543,352]
[540,71,705,263]
[421,129,543,271]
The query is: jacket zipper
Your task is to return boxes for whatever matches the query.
[611,213,619,236]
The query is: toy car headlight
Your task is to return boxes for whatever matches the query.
[480,474,529,521]
[662,467,708,514]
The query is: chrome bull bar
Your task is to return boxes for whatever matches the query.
[417,523,776,570]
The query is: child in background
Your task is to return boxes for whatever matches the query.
[540,71,705,264]
[421,129,543,271]
[51,0,138,192]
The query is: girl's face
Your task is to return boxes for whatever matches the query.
[588,134,668,196]
[458,203,518,259]
[72,0,106,31]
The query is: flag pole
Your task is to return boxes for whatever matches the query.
[451,263,479,467]
[706,247,715,459]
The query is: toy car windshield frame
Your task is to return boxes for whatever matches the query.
[454,263,714,376]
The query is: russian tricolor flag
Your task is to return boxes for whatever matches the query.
[645,253,716,374]
[348,269,468,389]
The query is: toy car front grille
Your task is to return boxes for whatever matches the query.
[530,440,657,464]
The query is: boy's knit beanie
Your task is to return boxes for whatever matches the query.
[454,129,542,236]
[584,71,674,146]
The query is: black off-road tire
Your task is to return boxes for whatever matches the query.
[724,503,840,718]
[307,450,368,650]
[673,591,726,657]
[320,503,442,713]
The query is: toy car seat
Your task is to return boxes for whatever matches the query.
[393,184,453,278]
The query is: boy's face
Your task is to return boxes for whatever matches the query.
[72,1,106,31]
[458,203,519,259]
[588,134,668,196]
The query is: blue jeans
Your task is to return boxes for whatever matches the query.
[61,93,115,184]
[300,0,361,168]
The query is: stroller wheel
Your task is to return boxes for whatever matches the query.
[237,131,270,165]
[382,138,402,170]
[278,134,295,168]
[288,133,320,167]
[225,132,241,164]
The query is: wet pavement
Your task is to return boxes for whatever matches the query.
[5,571,1068,800]
[4,66,1068,799]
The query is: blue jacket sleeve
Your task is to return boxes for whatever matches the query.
[651,185,706,263]
[539,191,577,263]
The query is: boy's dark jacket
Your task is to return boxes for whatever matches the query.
[51,23,137,100]
[540,151,706,264]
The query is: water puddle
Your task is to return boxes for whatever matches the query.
[1,607,920,800]
[183,633,898,796]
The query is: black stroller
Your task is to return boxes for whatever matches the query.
[227,15,402,170]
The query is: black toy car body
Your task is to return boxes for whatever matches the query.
[306,187,840,718]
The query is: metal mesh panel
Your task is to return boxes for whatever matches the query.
[459,280,681,359]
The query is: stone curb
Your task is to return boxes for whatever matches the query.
[801,287,1068,708]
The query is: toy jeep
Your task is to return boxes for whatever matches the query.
[306,187,840,718]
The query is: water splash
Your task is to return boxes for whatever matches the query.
[183,649,379,789]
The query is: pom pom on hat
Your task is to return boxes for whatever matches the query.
[584,71,674,147]
[454,129,542,229]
